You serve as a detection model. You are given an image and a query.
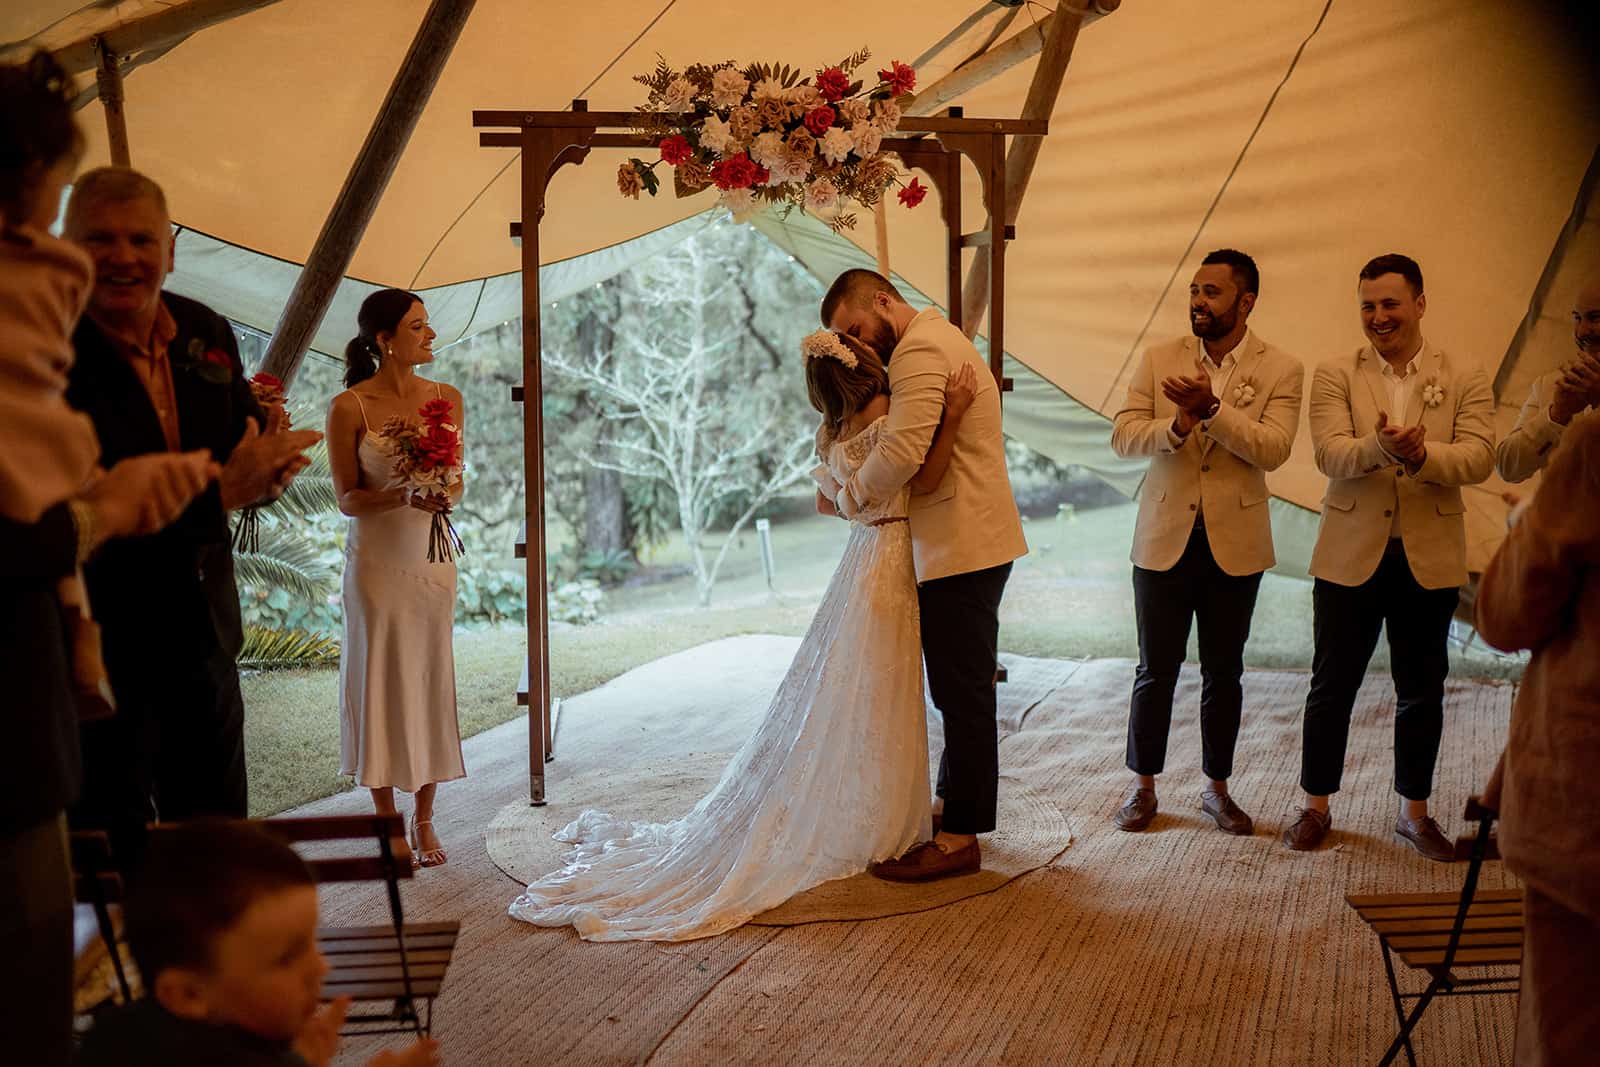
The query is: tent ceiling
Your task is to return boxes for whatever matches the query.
[8,0,1599,569]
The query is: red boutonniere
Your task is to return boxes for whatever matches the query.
[182,338,234,384]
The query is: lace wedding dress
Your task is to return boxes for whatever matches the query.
[508,415,930,941]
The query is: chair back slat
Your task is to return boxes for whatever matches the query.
[261,814,404,844]
[304,857,413,884]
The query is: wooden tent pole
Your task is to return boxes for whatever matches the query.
[93,38,131,167]
[873,198,891,277]
[20,0,287,85]
[259,0,476,385]
[906,0,1118,119]
[957,1,1104,337]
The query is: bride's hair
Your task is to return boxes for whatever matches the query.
[0,51,83,224]
[345,288,423,388]
[806,332,889,438]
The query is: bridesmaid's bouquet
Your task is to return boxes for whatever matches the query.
[231,371,289,553]
[376,397,466,563]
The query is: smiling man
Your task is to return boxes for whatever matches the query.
[62,166,321,848]
[1109,250,1303,838]
[1495,276,1600,485]
[1284,253,1495,860]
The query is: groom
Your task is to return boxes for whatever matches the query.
[822,269,1027,882]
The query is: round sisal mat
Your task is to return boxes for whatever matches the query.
[486,753,1073,926]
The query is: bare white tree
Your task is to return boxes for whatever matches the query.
[543,227,817,606]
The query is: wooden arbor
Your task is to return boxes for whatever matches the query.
[474,105,1043,804]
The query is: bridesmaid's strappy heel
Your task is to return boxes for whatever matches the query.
[409,817,447,868]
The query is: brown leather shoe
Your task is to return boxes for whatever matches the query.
[1396,815,1455,863]
[1113,787,1157,831]
[1281,807,1332,851]
[870,839,981,883]
[1200,790,1254,835]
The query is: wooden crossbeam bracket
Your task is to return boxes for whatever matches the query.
[961,225,1016,247]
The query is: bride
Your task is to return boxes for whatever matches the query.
[508,329,977,941]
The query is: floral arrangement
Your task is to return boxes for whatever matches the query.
[800,329,858,368]
[231,372,290,553]
[1421,379,1444,408]
[376,397,466,563]
[1231,379,1256,407]
[619,50,922,230]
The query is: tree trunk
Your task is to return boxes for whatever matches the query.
[582,462,627,554]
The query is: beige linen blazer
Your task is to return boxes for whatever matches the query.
[1307,342,1495,590]
[1495,369,1593,484]
[837,308,1027,583]
[1111,332,1303,576]
[1476,412,1600,921]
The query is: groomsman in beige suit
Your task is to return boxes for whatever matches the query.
[1495,277,1600,485]
[1109,250,1303,835]
[1283,254,1495,860]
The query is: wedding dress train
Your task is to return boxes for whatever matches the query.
[508,415,930,941]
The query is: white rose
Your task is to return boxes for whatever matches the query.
[838,98,871,126]
[805,178,840,211]
[749,131,787,168]
[819,126,855,164]
[699,114,733,154]
[661,76,696,113]
[853,123,884,158]
[710,68,750,109]
[874,99,902,132]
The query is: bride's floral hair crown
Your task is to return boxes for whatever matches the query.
[800,329,858,369]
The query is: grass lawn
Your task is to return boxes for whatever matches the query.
[242,501,1521,816]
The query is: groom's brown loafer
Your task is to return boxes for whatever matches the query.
[1395,815,1455,863]
[1281,807,1332,851]
[870,839,981,883]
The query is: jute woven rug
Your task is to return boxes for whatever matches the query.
[486,760,1073,925]
[286,635,1517,1066]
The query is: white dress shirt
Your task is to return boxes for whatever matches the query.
[1377,340,1424,537]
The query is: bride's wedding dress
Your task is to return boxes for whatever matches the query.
[508,415,930,941]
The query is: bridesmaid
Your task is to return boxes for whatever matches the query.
[327,289,465,867]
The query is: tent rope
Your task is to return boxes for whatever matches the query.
[405,0,682,290]
[1099,0,1335,412]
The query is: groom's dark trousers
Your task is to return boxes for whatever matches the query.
[920,561,1012,835]
[67,293,260,866]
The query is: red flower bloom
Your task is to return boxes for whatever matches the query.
[752,163,771,186]
[802,106,835,137]
[878,60,916,97]
[202,348,232,370]
[414,425,459,470]
[250,372,283,389]
[710,153,760,191]
[897,177,928,209]
[815,66,851,102]
[418,398,453,424]
[659,134,693,166]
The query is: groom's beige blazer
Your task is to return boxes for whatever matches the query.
[1307,341,1495,591]
[1111,331,1304,576]
[836,307,1027,583]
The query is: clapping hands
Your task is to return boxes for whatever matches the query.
[1376,410,1427,468]
[1161,361,1217,435]
[1550,351,1600,425]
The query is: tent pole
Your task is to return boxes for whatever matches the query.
[957,0,1105,337]
[907,0,1118,119]
[873,198,891,278]
[93,38,131,167]
[259,0,476,385]
[21,0,288,77]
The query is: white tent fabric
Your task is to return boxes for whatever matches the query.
[7,0,1598,571]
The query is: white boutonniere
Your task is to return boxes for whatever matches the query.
[1231,379,1256,406]
[1421,378,1445,408]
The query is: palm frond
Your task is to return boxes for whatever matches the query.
[238,625,340,671]
[261,444,337,520]
[234,526,338,605]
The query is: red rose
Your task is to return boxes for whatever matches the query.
[659,134,693,166]
[414,426,458,469]
[203,348,231,367]
[878,60,916,97]
[815,67,851,102]
[710,153,759,191]
[250,372,283,389]
[897,176,928,209]
[752,163,771,186]
[802,106,835,136]
[418,397,453,424]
